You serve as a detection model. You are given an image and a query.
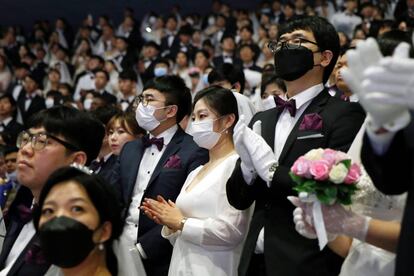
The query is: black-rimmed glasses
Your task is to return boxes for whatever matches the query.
[16,131,80,152]
[268,37,319,53]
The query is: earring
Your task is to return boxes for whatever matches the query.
[98,243,104,251]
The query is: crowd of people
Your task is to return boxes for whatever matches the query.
[0,0,413,275]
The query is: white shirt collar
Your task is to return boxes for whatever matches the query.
[150,124,178,146]
[1,117,13,126]
[284,83,324,109]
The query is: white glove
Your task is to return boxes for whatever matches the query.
[289,196,371,241]
[362,42,414,110]
[341,38,409,128]
[234,115,255,174]
[242,120,277,186]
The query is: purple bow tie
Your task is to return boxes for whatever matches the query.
[17,204,37,224]
[275,96,297,117]
[142,136,164,151]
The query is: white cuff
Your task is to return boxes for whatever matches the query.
[161,226,179,238]
[241,162,256,185]
[254,227,264,254]
[180,218,204,245]
[135,243,148,259]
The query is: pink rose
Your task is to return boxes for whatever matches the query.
[291,157,312,178]
[309,160,331,181]
[335,151,349,163]
[344,163,361,184]
[322,148,337,166]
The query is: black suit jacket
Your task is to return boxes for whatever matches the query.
[361,114,414,276]
[213,55,243,69]
[226,90,365,276]
[111,127,208,276]
[16,90,46,126]
[1,118,24,146]
[96,154,118,182]
[0,187,50,275]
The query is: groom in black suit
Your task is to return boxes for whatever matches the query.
[111,75,208,276]
[226,16,365,276]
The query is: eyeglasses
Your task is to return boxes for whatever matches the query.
[133,95,166,109]
[268,37,318,53]
[16,131,80,152]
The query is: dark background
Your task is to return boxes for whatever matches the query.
[0,0,262,30]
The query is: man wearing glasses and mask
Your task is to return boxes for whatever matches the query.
[111,75,208,276]
[226,16,365,276]
[0,106,104,275]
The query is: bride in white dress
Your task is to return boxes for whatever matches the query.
[141,86,251,276]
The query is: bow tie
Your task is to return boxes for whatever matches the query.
[17,204,37,224]
[275,96,297,117]
[142,135,164,151]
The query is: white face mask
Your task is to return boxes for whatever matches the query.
[83,98,93,111]
[261,96,276,111]
[45,98,54,109]
[135,102,167,131]
[190,118,224,149]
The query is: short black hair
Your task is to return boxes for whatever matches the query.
[378,30,414,57]
[277,16,340,83]
[208,63,245,93]
[119,70,138,82]
[33,166,123,275]
[90,105,120,126]
[27,106,105,166]
[193,85,239,130]
[143,75,191,123]
[261,72,287,95]
[94,69,110,81]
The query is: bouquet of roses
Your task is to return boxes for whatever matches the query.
[289,148,362,249]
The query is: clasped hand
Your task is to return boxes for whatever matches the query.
[140,195,185,231]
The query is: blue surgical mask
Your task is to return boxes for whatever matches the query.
[154,67,168,77]
[202,74,209,85]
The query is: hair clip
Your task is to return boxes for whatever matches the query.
[70,163,93,175]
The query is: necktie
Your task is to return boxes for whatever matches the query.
[142,135,164,151]
[275,96,297,117]
[17,204,37,224]
[89,158,105,172]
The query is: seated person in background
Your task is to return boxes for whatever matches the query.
[0,94,24,147]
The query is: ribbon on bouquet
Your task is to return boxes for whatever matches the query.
[300,193,328,250]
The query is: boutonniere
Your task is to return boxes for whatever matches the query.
[164,154,181,169]
[25,239,47,265]
[299,113,323,131]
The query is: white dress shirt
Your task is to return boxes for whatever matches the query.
[0,117,12,132]
[123,125,178,258]
[255,83,324,254]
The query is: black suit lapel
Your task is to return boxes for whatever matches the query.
[6,234,39,275]
[0,221,24,268]
[278,90,330,163]
[261,108,282,151]
[146,128,184,190]
[124,140,145,204]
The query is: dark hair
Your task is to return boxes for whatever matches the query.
[89,55,105,65]
[143,75,191,122]
[194,49,210,61]
[154,58,171,68]
[0,94,17,117]
[119,70,138,82]
[260,72,287,95]
[378,30,414,57]
[193,85,239,130]
[240,25,254,34]
[90,105,120,126]
[277,16,340,83]
[143,41,161,52]
[33,166,123,275]
[27,106,105,166]
[106,111,145,137]
[94,69,110,81]
[208,63,245,92]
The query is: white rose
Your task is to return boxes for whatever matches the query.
[304,148,324,161]
[329,163,348,184]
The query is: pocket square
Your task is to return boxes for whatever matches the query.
[297,133,325,140]
[299,113,323,131]
[164,154,181,169]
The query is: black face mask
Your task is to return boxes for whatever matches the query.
[274,44,317,81]
[39,216,97,268]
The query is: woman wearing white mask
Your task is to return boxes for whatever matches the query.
[141,86,250,276]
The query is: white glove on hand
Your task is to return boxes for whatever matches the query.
[242,120,277,185]
[362,42,414,110]
[341,38,409,128]
[234,114,255,176]
[289,196,371,241]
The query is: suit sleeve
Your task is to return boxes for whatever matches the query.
[362,130,412,195]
